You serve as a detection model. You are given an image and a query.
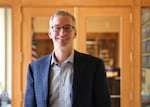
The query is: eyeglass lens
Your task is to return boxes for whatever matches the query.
[52,25,75,32]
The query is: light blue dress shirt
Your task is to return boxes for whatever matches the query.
[49,50,74,107]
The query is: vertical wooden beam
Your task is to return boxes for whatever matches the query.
[12,0,22,107]
[133,0,142,107]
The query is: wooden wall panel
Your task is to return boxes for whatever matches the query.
[0,0,12,6]
[21,0,133,7]
[142,0,150,6]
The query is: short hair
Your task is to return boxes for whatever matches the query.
[49,10,76,27]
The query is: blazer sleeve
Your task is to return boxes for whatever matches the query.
[94,59,112,107]
[24,64,37,107]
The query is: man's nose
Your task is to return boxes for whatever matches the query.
[59,28,66,35]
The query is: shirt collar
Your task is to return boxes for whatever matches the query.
[51,50,74,65]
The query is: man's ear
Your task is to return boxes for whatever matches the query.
[48,28,52,38]
[74,31,77,38]
[48,32,52,39]
[75,32,77,36]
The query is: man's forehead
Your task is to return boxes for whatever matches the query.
[52,15,73,24]
[53,15,72,20]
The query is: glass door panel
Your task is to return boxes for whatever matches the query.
[86,16,120,107]
[31,17,53,61]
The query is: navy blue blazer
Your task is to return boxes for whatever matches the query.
[24,50,111,107]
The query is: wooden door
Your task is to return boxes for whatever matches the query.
[77,7,132,107]
[21,7,74,107]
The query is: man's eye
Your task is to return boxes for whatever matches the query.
[56,27,61,29]
[64,26,71,30]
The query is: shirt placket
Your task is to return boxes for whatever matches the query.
[59,64,66,107]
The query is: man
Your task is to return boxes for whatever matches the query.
[24,10,111,107]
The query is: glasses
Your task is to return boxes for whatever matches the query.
[51,25,75,32]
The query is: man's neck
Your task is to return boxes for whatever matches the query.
[54,48,73,64]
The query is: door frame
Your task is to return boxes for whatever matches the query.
[77,7,133,107]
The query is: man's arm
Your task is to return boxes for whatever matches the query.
[24,64,37,107]
[94,59,112,107]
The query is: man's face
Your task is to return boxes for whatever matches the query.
[49,15,76,50]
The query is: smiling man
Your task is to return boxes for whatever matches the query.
[24,10,111,107]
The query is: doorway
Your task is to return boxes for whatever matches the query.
[21,7,132,107]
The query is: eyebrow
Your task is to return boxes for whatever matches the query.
[53,24,73,26]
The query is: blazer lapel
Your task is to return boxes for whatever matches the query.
[72,51,85,101]
[39,54,52,101]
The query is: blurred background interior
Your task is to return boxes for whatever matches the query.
[0,0,150,107]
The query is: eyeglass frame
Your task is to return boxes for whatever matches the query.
[51,25,75,32]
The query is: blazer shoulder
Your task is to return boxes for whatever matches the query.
[30,54,52,66]
[75,50,104,63]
